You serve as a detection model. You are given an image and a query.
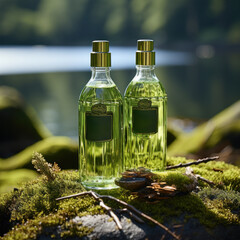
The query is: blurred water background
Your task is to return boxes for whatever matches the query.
[0,0,240,138]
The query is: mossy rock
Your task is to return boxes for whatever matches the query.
[0,169,38,194]
[167,126,180,146]
[0,86,51,158]
[0,136,78,171]
[168,101,240,162]
[0,156,239,239]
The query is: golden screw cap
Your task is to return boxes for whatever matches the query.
[136,39,155,65]
[137,39,154,51]
[91,40,111,67]
[92,40,109,52]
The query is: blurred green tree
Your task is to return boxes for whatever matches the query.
[0,0,240,45]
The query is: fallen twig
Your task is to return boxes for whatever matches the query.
[196,175,215,185]
[100,194,180,240]
[212,168,223,173]
[185,167,215,186]
[116,208,145,223]
[56,191,122,230]
[166,156,219,170]
[56,191,180,240]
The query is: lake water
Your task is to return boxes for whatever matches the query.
[0,46,239,138]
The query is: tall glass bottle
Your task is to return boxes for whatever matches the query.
[124,39,167,171]
[79,40,123,189]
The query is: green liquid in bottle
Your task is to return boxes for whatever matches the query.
[79,85,123,189]
[124,69,167,171]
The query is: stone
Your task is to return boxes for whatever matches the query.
[0,86,51,158]
[0,136,78,171]
[168,101,240,165]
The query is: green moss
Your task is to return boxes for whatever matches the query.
[167,156,240,191]
[0,171,98,239]
[0,169,38,194]
[166,156,190,166]
[199,188,240,211]
[96,157,240,227]
[0,156,239,239]
[0,137,78,171]
[97,188,239,228]
[1,211,93,240]
[8,171,85,222]
[152,170,194,192]
[60,219,93,238]
[204,199,239,224]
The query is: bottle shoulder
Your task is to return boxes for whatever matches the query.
[79,85,123,102]
[124,76,166,98]
[86,77,116,88]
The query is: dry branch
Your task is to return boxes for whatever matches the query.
[116,208,145,223]
[196,175,215,185]
[100,194,180,240]
[166,156,219,170]
[185,167,215,186]
[57,191,122,230]
[56,191,180,240]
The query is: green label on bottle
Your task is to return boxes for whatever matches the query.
[86,104,113,141]
[132,99,158,134]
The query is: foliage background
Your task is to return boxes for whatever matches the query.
[0,0,240,195]
[1,0,240,46]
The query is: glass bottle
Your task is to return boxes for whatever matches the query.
[124,39,167,171]
[79,40,123,189]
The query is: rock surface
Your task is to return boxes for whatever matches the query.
[66,214,240,240]
[0,86,51,158]
[0,137,78,171]
[22,214,240,240]
[0,168,38,193]
[168,101,240,165]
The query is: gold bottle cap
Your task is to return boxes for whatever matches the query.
[91,40,111,67]
[136,39,155,65]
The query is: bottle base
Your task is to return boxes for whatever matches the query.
[81,177,119,190]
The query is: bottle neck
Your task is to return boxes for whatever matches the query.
[88,67,114,87]
[91,67,111,80]
[135,65,156,78]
